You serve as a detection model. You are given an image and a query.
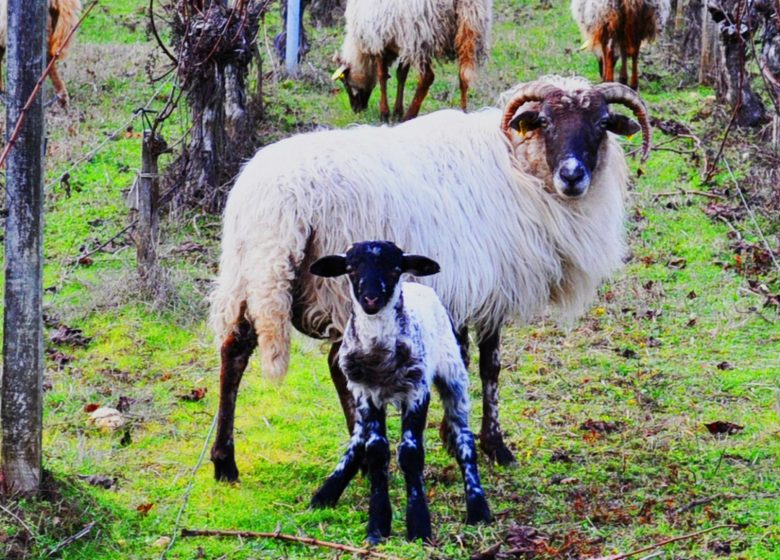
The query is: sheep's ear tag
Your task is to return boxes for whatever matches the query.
[331,64,348,81]
[626,134,635,141]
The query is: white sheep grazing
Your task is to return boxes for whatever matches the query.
[308,241,491,543]
[333,0,492,121]
[570,0,670,89]
[0,0,82,105]
[209,76,652,482]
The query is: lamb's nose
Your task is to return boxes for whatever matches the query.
[364,296,379,307]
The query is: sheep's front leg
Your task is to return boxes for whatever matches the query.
[211,317,257,482]
[435,375,492,525]
[399,394,432,542]
[478,331,516,466]
[377,54,391,123]
[393,62,410,121]
[311,394,367,508]
[365,400,392,544]
[402,62,434,121]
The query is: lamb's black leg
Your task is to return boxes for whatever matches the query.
[478,330,516,466]
[311,395,367,508]
[365,400,391,544]
[435,375,492,525]
[399,394,432,542]
[211,316,257,482]
[441,325,470,455]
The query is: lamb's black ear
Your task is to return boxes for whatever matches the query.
[605,114,641,136]
[310,255,347,277]
[402,255,440,277]
[508,111,541,135]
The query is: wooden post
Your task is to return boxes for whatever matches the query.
[699,1,715,84]
[135,130,167,291]
[2,0,47,496]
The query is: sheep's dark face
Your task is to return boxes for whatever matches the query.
[509,91,640,198]
[334,65,375,113]
[310,241,440,315]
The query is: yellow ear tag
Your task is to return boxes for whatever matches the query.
[579,41,589,51]
[331,64,348,81]
[626,134,634,141]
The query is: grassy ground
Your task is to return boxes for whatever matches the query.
[0,0,778,558]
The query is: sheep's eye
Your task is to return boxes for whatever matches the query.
[598,117,611,130]
[538,116,550,129]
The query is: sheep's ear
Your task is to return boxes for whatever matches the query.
[508,111,540,135]
[605,114,641,137]
[402,255,440,277]
[310,255,347,277]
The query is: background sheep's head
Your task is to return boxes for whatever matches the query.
[503,81,650,199]
[332,51,376,113]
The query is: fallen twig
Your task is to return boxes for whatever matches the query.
[584,524,738,560]
[180,528,404,560]
[654,189,728,200]
[47,521,97,556]
[69,219,138,265]
[675,492,780,515]
[0,502,37,537]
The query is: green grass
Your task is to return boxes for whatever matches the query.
[1,0,779,558]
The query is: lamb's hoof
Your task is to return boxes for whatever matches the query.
[211,448,239,482]
[310,488,339,509]
[367,531,388,545]
[480,439,517,467]
[466,494,492,525]
[406,522,432,543]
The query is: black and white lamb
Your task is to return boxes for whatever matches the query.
[308,241,492,543]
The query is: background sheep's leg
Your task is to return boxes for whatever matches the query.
[377,54,391,123]
[311,394,367,508]
[393,62,410,120]
[48,59,69,106]
[458,72,469,111]
[619,49,628,85]
[601,39,614,82]
[630,50,639,90]
[477,331,516,466]
[434,375,492,525]
[402,63,434,121]
[211,317,257,482]
[398,394,432,542]
[440,325,470,454]
[365,401,391,544]
[328,342,357,434]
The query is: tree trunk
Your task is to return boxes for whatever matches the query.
[2,0,47,497]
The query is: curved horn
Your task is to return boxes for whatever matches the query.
[501,81,560,139]
[594,83,652,162]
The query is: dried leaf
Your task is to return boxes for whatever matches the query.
[581,419,624,434]
[152,535,170,548]
[50,324,92,347]
[179,387,207,402]
[687,290,698,299]
[615,347,638,359]
[550,449,573,463]
[471,543,501,560]
[77,255,94,266]
[83,403,101,413]
[46,349,75,367]
[716,361,734,370]
[136,503,154,516]
[667,257,688,270]
[705,421,744,435]
[115,395,136,413]
[78,474,117,490]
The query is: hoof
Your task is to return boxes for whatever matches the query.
[406,523,432,543]
[466,494,492,525]
[310,488,339,509]
[480,437,516,467]
[211,448,239,482]
[380,111,390,124]
[367,532,386,546]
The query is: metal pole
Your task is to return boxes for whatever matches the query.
[2,0,47,496]
[285,0,301,74]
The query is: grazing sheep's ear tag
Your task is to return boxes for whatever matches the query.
[579,41,589,51]
[331,64,348,81]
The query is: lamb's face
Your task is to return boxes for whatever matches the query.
[309,242,440,316]
[509,91,640,198]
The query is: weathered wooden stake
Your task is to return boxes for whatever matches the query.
[135,130,167,290]
[699,2,718,84]
[2,0,47,496]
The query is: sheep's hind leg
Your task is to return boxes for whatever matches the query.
[399,394,432,542]
[435,374,492,525]
[393,62,410,121]
[311,395,367,508]
[377,54,391,123]
[365,401,391,544]
[478,331,516,466]
[402,63,434,121]
[211,317,257,482]
[328,343,357,435]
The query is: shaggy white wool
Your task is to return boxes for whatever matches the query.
[340,0,491,75]
[210,76,630,380]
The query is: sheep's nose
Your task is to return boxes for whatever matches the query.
[560,164,585,187]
